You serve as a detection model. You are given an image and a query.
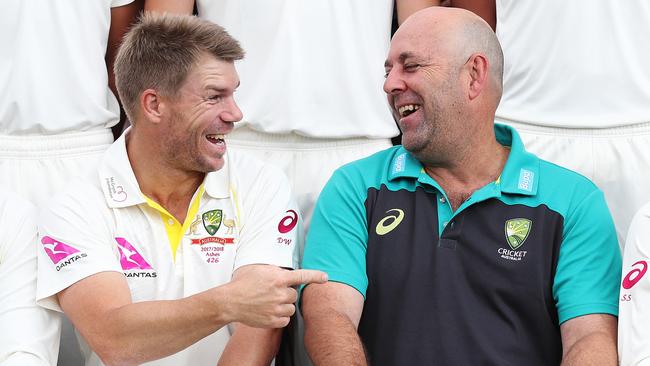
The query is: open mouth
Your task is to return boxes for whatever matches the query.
[206,134,225,144]
[398,104,420,118]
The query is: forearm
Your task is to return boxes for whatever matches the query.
[218,323,281,366]
[304,310,366,366]
[73,288,231,365]
[561,331,617,366]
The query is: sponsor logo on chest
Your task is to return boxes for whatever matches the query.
[497,218,532,261]
[115,237,157,278]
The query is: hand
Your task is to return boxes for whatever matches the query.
[222,265,327,328]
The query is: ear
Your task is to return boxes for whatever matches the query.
[466,53,490,101]
[140,89,164,124]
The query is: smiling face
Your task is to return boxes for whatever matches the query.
[383,17,468,165]
[160,54,242,173]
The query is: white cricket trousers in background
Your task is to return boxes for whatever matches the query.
[501,120,650,252]
[0,129,113,366]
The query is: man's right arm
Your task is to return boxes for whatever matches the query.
[303,282,366,366]
[58,265,326,366]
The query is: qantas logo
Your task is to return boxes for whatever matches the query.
[115,237,153,270]
[41,236,81,264]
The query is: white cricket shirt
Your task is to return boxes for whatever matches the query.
[495,0,650,128]
[196,0,399,138]
[36,133,300,366]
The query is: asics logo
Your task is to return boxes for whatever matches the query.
[278,210,298,234]
[375,209,405,236]
[623,261,648,290]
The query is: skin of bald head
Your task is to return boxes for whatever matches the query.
[384,7,504,167]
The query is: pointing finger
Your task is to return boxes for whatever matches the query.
[284,269,328,286]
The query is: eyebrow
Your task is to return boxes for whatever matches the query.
[384,51,417,68]
[206,80,241,93]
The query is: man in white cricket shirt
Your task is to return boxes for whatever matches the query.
[36,13,327,366]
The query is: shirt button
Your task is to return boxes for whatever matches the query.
[168,218,175,225]
[440,196,446,203]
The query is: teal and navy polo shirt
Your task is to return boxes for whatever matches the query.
[302,124,621,366]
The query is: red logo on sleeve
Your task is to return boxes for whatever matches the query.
[278,210,298,234]
[622,261,648,289]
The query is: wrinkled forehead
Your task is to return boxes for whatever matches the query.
[386,26,452,66]
[184,54,240,90]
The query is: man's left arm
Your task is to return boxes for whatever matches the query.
[217,323,280,366]
[219,162,303,363]
[554,188,622,366]
[560,314,617,366]
[217,266,283,366]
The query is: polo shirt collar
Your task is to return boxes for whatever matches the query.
[387,123,540,197]
[98,129,231,208]
[98,130,146,208]
[495,124,540,196]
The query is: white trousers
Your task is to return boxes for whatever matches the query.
[500,120,650,251]
[0,129,113,208]
[0,128,113,366]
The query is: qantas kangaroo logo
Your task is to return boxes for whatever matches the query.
[115,237,153,270]
[41,236,81,264]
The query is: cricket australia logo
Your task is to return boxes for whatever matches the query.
[505,218,531,249]
[498,218,531,261]
[202,209,223,236]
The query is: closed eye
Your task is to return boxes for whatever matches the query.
[404,63,421,72]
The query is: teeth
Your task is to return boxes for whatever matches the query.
[398,104,420,117]
[206,134,225,140]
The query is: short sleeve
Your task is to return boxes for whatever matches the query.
[618,203,650,366]
[232,159,301,271]
[0,194,61,366]
[301,168,370,297]
[111,0,134,8]
[36,183,122,312]
[553,189,621,323]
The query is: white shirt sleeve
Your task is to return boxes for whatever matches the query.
[0,194,61,366]
[619,203,650,366]
[232,158,302,271]
[36,183,122,312]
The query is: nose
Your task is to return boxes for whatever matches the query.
[383,69,407,96]
[221,97,243,123]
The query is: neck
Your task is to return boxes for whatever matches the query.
[424,137,509,211]
[127,131,204,221]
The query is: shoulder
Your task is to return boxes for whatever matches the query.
[40,178,109,227]
[225,150,291,191]
[535,159,605,217]
[330,145,402,188]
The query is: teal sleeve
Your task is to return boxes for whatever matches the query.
[301,168,370,298]
[553,189,622,323]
